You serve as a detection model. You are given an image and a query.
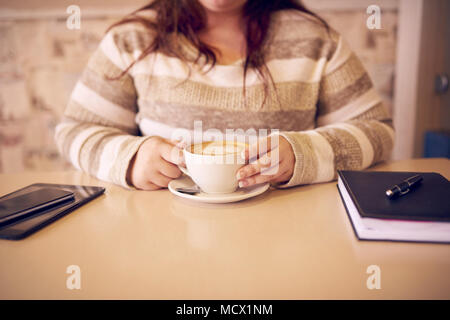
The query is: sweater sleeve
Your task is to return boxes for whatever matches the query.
[275,35,395,188]
[55,29,152,188]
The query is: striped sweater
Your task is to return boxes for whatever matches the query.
[55,9,394,189]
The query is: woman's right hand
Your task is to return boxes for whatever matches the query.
[127,136,184,190]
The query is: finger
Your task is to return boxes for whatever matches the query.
[238,161,290,187]
[135,180,161,191]
[170,139,189,149]
[238,170,278,188]
[160,142,184,165]
[259,160,283,176]
[244,135,280,161]
[151,172,173,188]
[271,170,292,183]
[158,158,182,179]
[236,150,280,180]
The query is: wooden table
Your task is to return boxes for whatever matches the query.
[0,158,449,299]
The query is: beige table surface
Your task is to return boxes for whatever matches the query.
[0,158,449,299]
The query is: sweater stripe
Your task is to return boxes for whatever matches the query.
[305,130,335,182]
[319,73,373,115]
[317,88,381,125]
[139,76,320,112]
[138,100,317,132]
[132,54,328,86]
[324,37,353,75]
[65,100,137,134]
[80,68,136,110]
[331,123,375,168]
[69,126,109,170]
[71,82,136,128]
[97,135,131,181]
[317,127,363,177]
[100,31,128,71]
[321,54,367,95]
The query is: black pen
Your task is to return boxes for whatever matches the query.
[386,174,423,199]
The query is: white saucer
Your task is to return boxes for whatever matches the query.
[168,175,270,204]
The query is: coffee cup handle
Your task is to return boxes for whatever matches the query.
[178,165,191,177]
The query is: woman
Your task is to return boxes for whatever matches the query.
[55,0,394,191]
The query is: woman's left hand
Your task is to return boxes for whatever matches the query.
[236,135,295,188]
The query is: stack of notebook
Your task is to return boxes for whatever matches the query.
[337,170,450,244]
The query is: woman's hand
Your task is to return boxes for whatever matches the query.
[236,135,295,188]
[127,136,184,190]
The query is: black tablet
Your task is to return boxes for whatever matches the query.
[0,187,75,227]
[0,183,105,240]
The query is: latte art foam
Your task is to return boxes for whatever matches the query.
[190,141,246,156]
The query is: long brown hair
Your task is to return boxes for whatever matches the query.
[108,0,328,106]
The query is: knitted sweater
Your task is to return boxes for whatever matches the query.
[55,10,394,189]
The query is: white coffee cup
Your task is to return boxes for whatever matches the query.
[179,141,247,194]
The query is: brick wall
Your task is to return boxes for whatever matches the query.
[0,4,397,173]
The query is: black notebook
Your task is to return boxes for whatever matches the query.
[337,170,450,243]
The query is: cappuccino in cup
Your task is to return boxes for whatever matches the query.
[180,141,247,194]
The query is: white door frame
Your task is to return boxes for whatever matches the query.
[392,0,424,160]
